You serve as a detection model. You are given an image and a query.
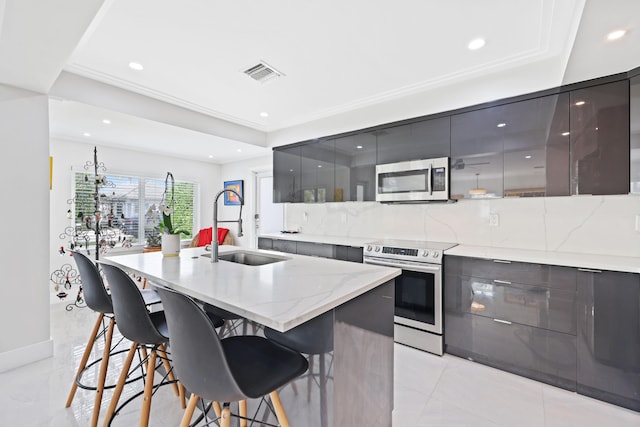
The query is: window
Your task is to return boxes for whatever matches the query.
[73,172,197,248]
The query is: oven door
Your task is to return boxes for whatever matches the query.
[363,257,442,334]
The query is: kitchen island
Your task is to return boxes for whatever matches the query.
[105,245,400,427]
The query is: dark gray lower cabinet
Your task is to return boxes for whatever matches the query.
[577,269,640,411]
[257,237,273,250]
[335,245,364,263]
[444,273,577,391]
[257,237,363,263]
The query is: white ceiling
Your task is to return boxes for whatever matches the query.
[2,0,640,164]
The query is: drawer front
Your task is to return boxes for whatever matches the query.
[445,256,576,290]
[446,312,577,390]
[296,241,335,258]
[272,239,297,254]
[452,275,576,334]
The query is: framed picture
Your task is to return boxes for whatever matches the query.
[223,180,244,205]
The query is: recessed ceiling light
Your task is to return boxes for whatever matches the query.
[317,165,322,168]
[356,145,363,149]
[607,29,627,41]
[102,119,111,125]
[128,62,144,71]
[208,155,213,159]
[575,101,585,106]
[497,122,506,128]
[468,38,486,50]
[562,132,570,136]
[83,132,91,137]
[236,149,242,153]
[289,169,294,172]
[525,155,532,159]
[259,112,269,117]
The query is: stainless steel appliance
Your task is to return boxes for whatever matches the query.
[363,239,457,355]
[375,157,451,203]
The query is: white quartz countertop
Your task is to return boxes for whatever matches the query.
[105,246,400,332]
[259,232,373,247]
[445,245,640,274]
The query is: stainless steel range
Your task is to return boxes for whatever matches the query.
[363,239,457,355]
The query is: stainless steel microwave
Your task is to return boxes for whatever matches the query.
[376,157,450,202]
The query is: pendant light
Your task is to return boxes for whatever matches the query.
[468,173,487,196]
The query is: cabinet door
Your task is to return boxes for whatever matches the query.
[375,124,414,165]
[630,75,640,193]
[335,245,364,263]
[273,146,302,203]
[501,94,570,197]
[296,241,334,258]
[272,239,297,254]
[450,107,504,199]
[257,237,273,250]
[570,80,630,195]
[577,269,640,411]
[301,139,335,202]
[334,132,377,201]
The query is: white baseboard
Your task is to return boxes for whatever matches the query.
[0,338,54,373]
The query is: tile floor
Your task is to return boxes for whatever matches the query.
[1,303,639,426]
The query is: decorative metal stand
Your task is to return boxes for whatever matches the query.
[52,147,133,309]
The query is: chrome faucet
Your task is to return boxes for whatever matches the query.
[212,188,244,263]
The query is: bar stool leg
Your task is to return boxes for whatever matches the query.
[139,348,157,427]
[156,344,179,397]
[239,400,247,427]
[269,390,291,427]
[180,393,199,427]
[102,342,138,427]
[220,403,232,427]
[91,317,115,427]
[66,313,104,407]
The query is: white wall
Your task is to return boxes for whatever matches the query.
[49,138,220,303]
[219,154,273,248]
[0,84,51,372]
[285,195,640,258]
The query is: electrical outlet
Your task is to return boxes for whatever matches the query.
[303,212,308,222]
[489,213,500,227]
[340,213,347,223]
[636,214,640,232]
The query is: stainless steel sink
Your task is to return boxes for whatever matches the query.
[202,251,287,266]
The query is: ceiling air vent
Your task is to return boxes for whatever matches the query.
[243,61,284,83]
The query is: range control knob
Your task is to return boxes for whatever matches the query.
[433,251,440,258]
[374,246,381,252]
[366,245,373,252]
[422,250,430,257]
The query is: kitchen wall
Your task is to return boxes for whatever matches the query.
[220,154,273,247]
[49,138,221,304]
[285,194,640,257]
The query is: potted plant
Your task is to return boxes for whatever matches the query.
[159,172,190,256]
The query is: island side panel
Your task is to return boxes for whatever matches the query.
[333,279,395,426]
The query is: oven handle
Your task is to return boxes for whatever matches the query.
[364,258,441,273]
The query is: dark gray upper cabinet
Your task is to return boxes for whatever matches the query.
[451,94,571,199]
[450,107,505,199]
[273,145,302,203]
[301,139,335,202]
[274,76,632,203]
[570,80,630,195]
[376,117,450,165]
[334,131,377,201]
[502,94,570,197]
[629,75,639,193]
[577,269,640,411]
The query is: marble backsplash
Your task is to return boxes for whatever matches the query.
[285,194,640,257]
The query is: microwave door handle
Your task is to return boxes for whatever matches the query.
[428,165,433,196]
